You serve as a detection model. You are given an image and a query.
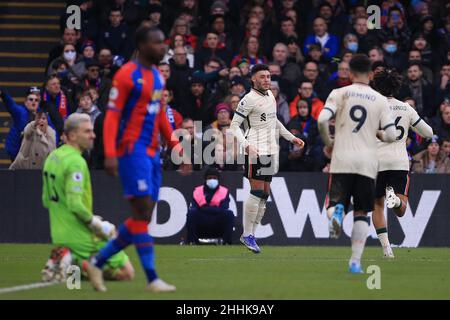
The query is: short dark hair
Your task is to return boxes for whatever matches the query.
[205,57,224,68]
[251,64,270,76]
[349,54,371,74]
[298,79,313,88]
[280,16,294,24]
[110,6,122,14]
[158,61,169,67]
[134,26,161,48]
[408,60,422,70]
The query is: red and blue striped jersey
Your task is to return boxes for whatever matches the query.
[104,61,178,158]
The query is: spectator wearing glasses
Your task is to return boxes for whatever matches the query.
[0,87,40,160]
[163,33,195,68]
[76,60,112,112]
[192,57,229,100]
[289,79,324,121]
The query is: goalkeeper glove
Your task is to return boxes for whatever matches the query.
[89,215,117,240]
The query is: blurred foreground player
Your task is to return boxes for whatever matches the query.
[371,69,433,258]
[318,54,397,273]
[87,26,190,292]
[42,113,134,282]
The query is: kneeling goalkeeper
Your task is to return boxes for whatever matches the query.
[41,113,134,282]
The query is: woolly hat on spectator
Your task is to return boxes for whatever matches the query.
[236,59,249,68]
[148,4,163,14]
[211,1,227,14]
[189,75,205,86]
[204,165,220,179]
[230,76,245,87]
[420,15,434,25]
[82,40,96,52]
[86,60,101,69]
[215,103,231,116]
[426,135,441,146]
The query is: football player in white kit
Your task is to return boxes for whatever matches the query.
[318,54,397,273]
[230,64,305,253]
[371,68,433,258]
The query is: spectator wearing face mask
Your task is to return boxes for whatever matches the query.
[185,167,234,245]
[47,43,86,83]
[9,111,56,170]
[378,7,411,53]
[381,37,407,71]
[342,33,359,54]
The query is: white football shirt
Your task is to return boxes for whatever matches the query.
[324,83,395,179]
[232,88,294,155]
[378,98,430,171]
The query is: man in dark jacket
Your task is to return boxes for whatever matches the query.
[98,6,132,58]
[169,46,194,112]
[185,167,234,244]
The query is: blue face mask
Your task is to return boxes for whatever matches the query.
[347,42,358,52]
[206,179,219,189]
[385,44,397,53]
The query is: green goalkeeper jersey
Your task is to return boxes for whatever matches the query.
[42,144,95,251]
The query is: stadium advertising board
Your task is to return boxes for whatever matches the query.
[0,171,448,246]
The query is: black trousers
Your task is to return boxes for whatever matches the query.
[186,208,235,244]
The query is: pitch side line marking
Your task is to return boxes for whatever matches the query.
[0,281,60,295]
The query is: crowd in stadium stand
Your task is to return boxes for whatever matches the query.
[1,0,449,173]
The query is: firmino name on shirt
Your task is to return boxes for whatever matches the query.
[344,91,376,101]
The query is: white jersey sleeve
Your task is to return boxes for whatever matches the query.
[230,96,254,149]
[410,107,434,139]
[318,89,340,147]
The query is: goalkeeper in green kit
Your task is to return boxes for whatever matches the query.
[41,113,134,282]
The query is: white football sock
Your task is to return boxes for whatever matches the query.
[252,198,267,235]
[349,219,369,266]
[243,194,260,237]
[377,232,390,248]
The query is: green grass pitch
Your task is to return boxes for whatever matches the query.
[0,244,449,299]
